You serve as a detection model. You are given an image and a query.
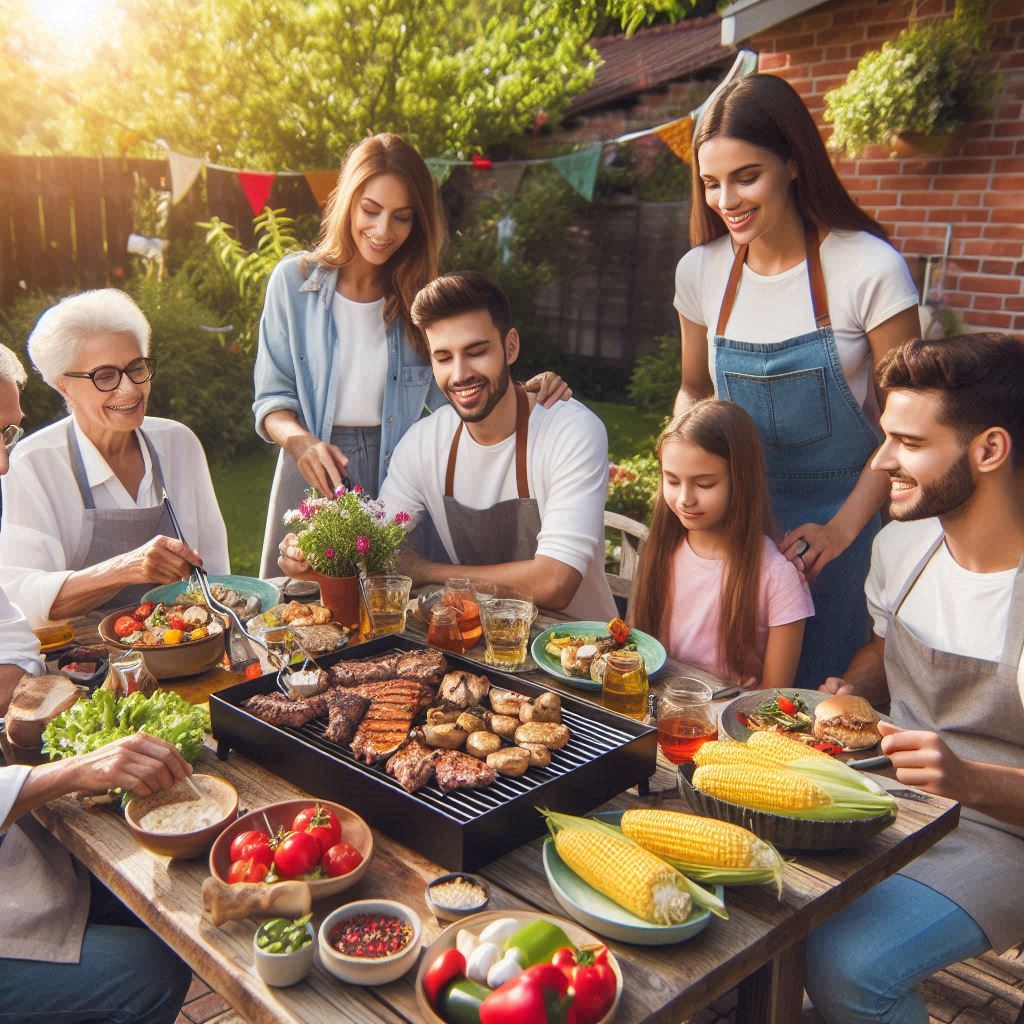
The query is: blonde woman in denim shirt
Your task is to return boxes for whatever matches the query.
[255,134,569,576]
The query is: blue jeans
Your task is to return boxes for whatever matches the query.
[805,874,989,1023]
[0,877,191,1023]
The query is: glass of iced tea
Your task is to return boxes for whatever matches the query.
[363,574,413,638]
[480,598,534,669]
[657,677,717,763]
[601,650,649,720]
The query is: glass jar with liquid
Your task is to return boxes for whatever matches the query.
[426,604,463,653]
[601,650,649,720]
[441,577,483,652]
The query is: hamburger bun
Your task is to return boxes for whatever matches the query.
[812,694,881,750]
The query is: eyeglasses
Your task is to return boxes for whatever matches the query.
[2,424,23,454]
[63,357,156,392]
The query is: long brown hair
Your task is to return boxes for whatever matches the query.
[306,133,446,355]
[690,74,888,247]
[629,400,776,682]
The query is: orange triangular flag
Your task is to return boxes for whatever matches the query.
[238,170,276,215]
[654,116,694,164]
[304,170,338,206]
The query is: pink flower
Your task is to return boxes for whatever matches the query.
[353,484,364,494]
[355,535,371,554]
[333,484,346,497]
[298,499,312,520]
[324,548,335,559]
[395,510,411,525]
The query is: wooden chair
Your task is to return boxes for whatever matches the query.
[603,510,649,616]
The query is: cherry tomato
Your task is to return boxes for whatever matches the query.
[244,663,263,680]
[133,602,155,619]
[777,695,797,716]
[273,831,320,878]
[228,857,269,884]
[168,615,189,631]
[229,830,271,863]
[292,804,341,855]
[321,841,363,877]
[113,614,140,638]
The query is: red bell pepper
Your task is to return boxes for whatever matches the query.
[423,948,466,1009]
[551,946,617,1024]
[479,963,574,1024]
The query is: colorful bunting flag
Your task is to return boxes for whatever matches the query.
[163,147,205,205]
[238,170,276,215]
[304,170,338,206]
[551,144,602,202]
[425,159,455,186]
[490,162,527,199]
[654,116,694,164]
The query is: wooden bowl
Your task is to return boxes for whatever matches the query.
[677,767,897,851]
[209,798,373,900]
[98,606,225,680]
[125,774,238,859]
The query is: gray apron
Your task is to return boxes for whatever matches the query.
[885,535,1024,952]
[66,421,176,611]
[438,385,543,565]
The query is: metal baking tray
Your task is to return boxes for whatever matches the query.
[209,634,657,870]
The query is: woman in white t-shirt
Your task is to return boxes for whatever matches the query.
[673,74,921,686]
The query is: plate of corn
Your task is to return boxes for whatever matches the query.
[679,732,899,850]
[539,809,730,945]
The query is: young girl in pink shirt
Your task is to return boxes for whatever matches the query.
[630,400,813,688]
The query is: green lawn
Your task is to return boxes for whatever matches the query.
[212,401,663,576]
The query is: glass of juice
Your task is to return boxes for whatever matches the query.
[657,677,717,763]
[442,577,483,652]
[480,598,534,669]
[363,574,413,638]
[601,650,649,720]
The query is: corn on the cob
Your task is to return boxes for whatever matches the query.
[552,826,693,925]
[745,731,835,765]
[619,808,770,869]
[693,764,832,813]
[692,739,779,770]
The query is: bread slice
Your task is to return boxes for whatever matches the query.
[6,674,86,749]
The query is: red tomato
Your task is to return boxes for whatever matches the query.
[321,841,363,878]
[168,615,189,631]
[228,857,269,884]
[133,602,155,619]
[273,831,320,878]
[777,695,797,716]
[228,830,271,862]
[292,804,341,855]
[114,614,140,638]
[244,663,262,680]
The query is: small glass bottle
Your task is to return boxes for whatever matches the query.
[601,650,649,720]
[110,650,159,697]
[657,677,716,764]
[442,577,482,651]
[426,604,463,653]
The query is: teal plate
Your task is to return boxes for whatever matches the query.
[142,575,280,615]
[542,810,723,945]
[530,621,667,691]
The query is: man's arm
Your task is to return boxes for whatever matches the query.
[819,633,890,705]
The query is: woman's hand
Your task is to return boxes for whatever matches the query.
[780,521,853,583]
[122,536,203,585]
[287,435,349,497]
[521,372,573,408]
[278,532,315,581]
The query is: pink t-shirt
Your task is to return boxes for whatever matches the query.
[665,535,814,682]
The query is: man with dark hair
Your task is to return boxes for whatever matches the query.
[804,333,1024,1023]
[298,270,616,616]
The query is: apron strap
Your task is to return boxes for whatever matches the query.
[65,420,95,510]
[443,385,531,500]
[999,557,1024,665]
[138,429,167,494]
[713,224,831,337]
[893,534,945,617]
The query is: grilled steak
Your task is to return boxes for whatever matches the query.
[350,680,433,763]
[439,670,490,708]
[243,693,319,728]
[297,690,333,719]
[394,649,447,686]
[323,690,370,746]
[328,654,400,688]
[434,749,497,794]
[385,737,440,793]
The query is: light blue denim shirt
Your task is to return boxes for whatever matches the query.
[253,253,446,485]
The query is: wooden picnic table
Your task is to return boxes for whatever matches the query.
[33,600,960,1024]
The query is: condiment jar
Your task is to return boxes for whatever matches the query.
[426,604,462,653]
[601,649,649,720]
[108,650,159,697]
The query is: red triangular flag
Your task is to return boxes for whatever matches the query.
[238,170,276,215]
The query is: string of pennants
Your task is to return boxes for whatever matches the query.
[162,50,756,215]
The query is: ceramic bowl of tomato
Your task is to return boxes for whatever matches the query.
[98,604,225,681]
[209,798,373,899]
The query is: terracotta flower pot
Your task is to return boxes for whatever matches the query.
[888,125,967,158]
[313,573,363,633]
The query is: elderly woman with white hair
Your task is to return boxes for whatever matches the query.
[0,289,229,626]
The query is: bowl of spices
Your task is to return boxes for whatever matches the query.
[424,872,490,922]
[318,899,422,985]
[252,914,315,987]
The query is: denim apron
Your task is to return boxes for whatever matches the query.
[886,537,1024,952]
[66,421,178,611]
[713,226,881,687]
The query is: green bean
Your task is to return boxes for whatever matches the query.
[265,941,284,954]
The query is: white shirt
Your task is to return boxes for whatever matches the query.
[332,292,388,427]
[674,230,919,414]
[0,766,31,836]
[866,518,1017,662]
[0,416,230,627]
[379,399,618,620]
[0,585,45,677]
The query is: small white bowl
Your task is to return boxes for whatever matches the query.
[252,923,315,987]
[424,872,491,922]
[318,899,422,986]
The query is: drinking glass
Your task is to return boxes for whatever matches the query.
[480,598,534,669]
[362,574,413,638]
[442,577,483,651]
[601,650,649,720]
[656,677,717,763]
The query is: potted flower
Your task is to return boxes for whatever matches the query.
[284,486,410,630]
[824,3,999,158]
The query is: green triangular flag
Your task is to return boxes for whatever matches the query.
[425,159,454,186]
[550,145,602,202]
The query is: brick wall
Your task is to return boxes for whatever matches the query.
[750,0,1024,333]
